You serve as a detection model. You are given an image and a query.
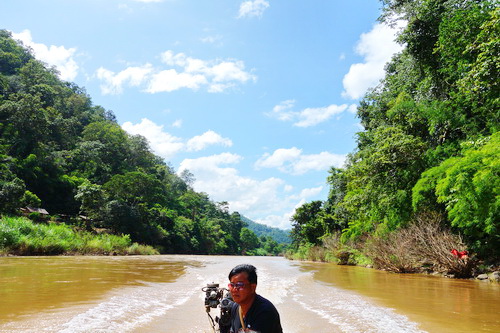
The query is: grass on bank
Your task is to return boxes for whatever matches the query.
[0,215,158,255]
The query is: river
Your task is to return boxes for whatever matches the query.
[0,255,498,332]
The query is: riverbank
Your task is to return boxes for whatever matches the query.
[286,215,500,281]
[285,243,500,282]
[0,216,158,256]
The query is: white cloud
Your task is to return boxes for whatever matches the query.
[256,212,294,230]
[179,153,284,213]
[177,152,331,229]
[122,118,184,159]
[178,153,301,229]
[146,69,207,93]
[122,119,233,158]
[96,50,255,94]
[172,119,183,128]
[255,148,346,175]
[201,35,223,45]
[267,100,349,127]
[133,0,163,3]
[238,0,270,18]
[271,100,295,121]
[348,104,358,113]
[255,186,323,229]
[186,130,233,151]
[12,29,79,81]
[159,51,256,93]
[292,152,345,175]
[255,147,302,169]
[97,64,153,95]
[342,22,405,100]
[299,186,323,199]
[161,51,188,67]
[295,104,349,127]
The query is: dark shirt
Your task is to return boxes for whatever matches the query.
[229,294,282,333]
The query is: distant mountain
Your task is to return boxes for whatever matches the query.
[241,216,291,244]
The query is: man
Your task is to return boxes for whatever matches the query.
[228,264,282,333]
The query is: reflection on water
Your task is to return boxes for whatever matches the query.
[299,262,500,333]
[0,255,498,333]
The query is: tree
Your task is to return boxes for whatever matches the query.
[240,227,260,254]
[0,177,25,213]
[413,133,500,257]
[290,201,325,246]
[103,171,167,207]
[74,180,105,220]
[341,126,427,239]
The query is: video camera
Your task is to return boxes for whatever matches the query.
[202,283,234,333]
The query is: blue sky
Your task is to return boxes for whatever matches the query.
[1,0,403,229]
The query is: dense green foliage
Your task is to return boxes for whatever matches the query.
[0,30,284,255]
[290,0,499,261]
[0,215,158,255]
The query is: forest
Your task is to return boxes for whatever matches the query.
[0,29,285,256]
[288,0,499,277]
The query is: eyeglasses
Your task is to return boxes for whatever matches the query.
[228,282,246,290]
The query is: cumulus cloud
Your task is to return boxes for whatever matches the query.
[255,147,302,169]
[12,29,79,81]
[267,100,349,127]
[255,147,346,175]
[147,69,207,93]
[96,50,255,95]
[178,153,320,229]
[256,211,294,230]
[174,150,333,229]
[122,118,184,159]
[121,118,233,159]
[342,22,405,100]
[298,186,323,199]
[96,64,153,95]
[186,130,233,152]
[238,0,270,18]
[179,153,284,214]
[255,186,323,229]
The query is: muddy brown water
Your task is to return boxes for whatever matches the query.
[0,255,498,332]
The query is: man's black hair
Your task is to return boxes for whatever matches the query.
[228,264,258,284]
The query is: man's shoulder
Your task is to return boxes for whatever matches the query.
[249,294,282,333]
[253,294,279,313]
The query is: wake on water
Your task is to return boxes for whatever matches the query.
[0,256,426,333]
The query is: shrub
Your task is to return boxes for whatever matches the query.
[126,243,159,255]
[407,212,476,277]
[366,230,420,273]
[365,212,476,277]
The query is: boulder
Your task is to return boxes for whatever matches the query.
[490,271,500,282]
[476,274,489,280]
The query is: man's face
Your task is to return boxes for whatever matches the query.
[229,272,256,305]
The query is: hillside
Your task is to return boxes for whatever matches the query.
[242,216,291,244]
